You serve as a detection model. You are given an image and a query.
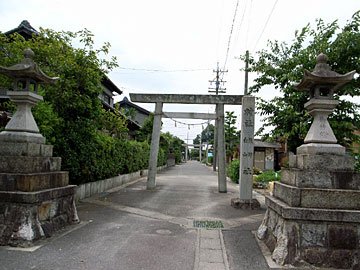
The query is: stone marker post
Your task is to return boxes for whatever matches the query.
[231,96,260,209]
[0,49,79,246]
[256,54,359,269]
[147,102,163,189]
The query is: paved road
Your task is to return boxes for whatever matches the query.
[0,161,274,270]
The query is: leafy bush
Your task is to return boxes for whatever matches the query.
[173,149,182,164]
[350,148,360,173]
[255,170,281,183]
[158,146,167,167]
[228,159,240,184]
[253,167,263,175]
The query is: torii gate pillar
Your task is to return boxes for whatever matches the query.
[217,103,227,193]
[147,102,163,189]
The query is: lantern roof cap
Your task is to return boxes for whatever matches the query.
[0,48,59,84]
[295,53,355,91]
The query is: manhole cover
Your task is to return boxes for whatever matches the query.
[156,229,172,235]
[193,220,224,229]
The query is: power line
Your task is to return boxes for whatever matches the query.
[253,0,279,51]
[215,0,226,63]
[245,0,253,50]
[222,0,240,71]
[116,66,211,73]
[233,0,248,50]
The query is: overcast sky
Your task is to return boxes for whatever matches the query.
[1,0,359,144]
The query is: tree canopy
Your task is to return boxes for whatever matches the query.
[224,111,240,162]
[193,123,214,145]
[0,29,134,183]
[243,11,360,152]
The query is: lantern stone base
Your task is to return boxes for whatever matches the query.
[231,198,261,209]
[297,143,345,155]
[258,199,360,269]
[0,132,79,246]
[0,131,45,144]
[256,152,360,269]
[0,186,79,247]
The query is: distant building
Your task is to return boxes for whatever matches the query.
[100,76,122,111]
[253,140,281,171]
[117,96,150,127]
[4,20,38,40]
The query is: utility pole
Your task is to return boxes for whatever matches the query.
[244,50,249,95]
[208,62,227,94]
[209,62,227,172]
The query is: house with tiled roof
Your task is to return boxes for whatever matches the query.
[4,20,39,40]
[117,96,150,127]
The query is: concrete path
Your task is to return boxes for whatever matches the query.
[0,161,276,270]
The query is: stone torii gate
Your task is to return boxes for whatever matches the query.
[163,112,216,163]
[130,93,245,193]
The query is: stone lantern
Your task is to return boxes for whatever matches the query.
[295,53,356,155]
[256,54,360,269]
[0,48,78,247]
[0,48,58,143]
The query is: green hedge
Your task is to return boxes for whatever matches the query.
[255,170,281,183]
[57,128,158,185]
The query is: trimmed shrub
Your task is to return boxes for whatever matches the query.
[253,167,263,175]
[158,146,167,166]
[255,170,281,183]
[228,159,240,184]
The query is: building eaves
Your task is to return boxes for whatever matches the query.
[117,96,150,116]
[254,139,282,149]
[5,20,39,40]
[101,76,122,95]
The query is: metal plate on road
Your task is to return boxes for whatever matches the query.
[193,220,224,229]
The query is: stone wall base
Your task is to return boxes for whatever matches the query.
[257,206,360,269]
[0,186,79,247]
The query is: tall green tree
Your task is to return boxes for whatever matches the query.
[0,29,129,183]
[193,124,214,145]
[225,111,240,162]
[242,11,360,152]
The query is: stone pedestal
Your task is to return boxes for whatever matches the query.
[231,198,260,209]
[257,153,360,269]
[0,48,78,246]
[0,135,79,247]
[256,53,358,269]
